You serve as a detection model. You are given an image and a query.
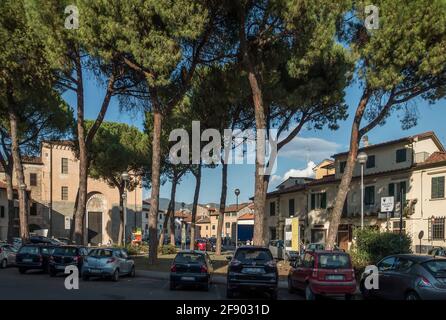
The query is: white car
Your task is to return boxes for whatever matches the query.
[0,244,17,268]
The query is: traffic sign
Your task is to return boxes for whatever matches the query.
[381,196,394,212]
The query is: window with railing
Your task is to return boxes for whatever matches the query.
[392,220,406,234]
[429,217,445,241]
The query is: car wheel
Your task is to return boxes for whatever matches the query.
[1,259,7,269]
[305,284,316,300]
[49,269,57,277]
[203,281,209,292]
[18,268,26,274]
[226,287,234,299]
[270,290,278,300]
[129,266,135,278]
[288,277,295,294]
[345,294,353,300]
[359,280,371,299]
[405,291,420,301]
[112,269,119,282]
[82,274,89,281]
[169,281,176,290]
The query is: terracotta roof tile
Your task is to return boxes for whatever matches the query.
[239,213,254,220]
[424,151,446,164]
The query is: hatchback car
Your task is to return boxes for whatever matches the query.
[360,254,446,300]
[428,247,446,257]
[226,246,278,299]
[195,238,212,252]
[49,246,89,277]
[15,244,56,274]
[288,250,356,300]
[81,248,135,281]
[170,250,213,291]
[0,244,17,268]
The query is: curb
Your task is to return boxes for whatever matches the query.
[136,270,288,289]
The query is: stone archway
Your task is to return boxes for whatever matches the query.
[86,192,107,245]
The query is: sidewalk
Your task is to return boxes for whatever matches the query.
[136,269,289,289]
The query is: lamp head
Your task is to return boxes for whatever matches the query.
[121,172,129,181]
[357,152,368,165]
[234,188,240,196]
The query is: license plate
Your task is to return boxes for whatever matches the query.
[326,275,344,280]
[181,276,195,281]
[23,259,32,263]
[90,269,101,273]
[243,267,263,274]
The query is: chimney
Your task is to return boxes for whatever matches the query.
[362,135,369,147]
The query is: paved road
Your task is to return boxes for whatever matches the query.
[0,267,302,300]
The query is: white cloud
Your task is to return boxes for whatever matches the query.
[283,161,316,180]
[279,136,340,163]
[270,174,282,184]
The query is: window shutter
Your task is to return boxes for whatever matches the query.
[439,177,445,198]
[311,194,316,210]
[321,193,327,209]
[388,183,395,197]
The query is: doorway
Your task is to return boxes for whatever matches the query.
[87,211,102,245]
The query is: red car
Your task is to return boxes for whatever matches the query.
[287,250,356,300]
[194,238,212,251]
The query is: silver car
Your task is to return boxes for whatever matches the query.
[81,248,135,281]
[360,254,446,300]
[0,244,17,268]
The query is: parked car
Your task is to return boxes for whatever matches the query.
[55,237,74,245]
[81,248,135,281]
[306,243,325,251]
[428,247,446,257]
[226,246,278,299]
[288,250,356,300]
[360,254,446,300]
[49,246,89,277]
[28,236,61,246]
[12,237,22,250]
[15,244,56,274]
[0,244,17,268]
[170,250,213,291]
[208,237,217,252]
[268,239,299,261]
[195,238,212,251]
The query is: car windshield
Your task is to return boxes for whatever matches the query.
[422,260,446,276]
[318,254,351,269]
[89,249,113,257]
[235,249,272,264]
[53,247,78,256]
[175,253,205,264]
[19,246,39,255]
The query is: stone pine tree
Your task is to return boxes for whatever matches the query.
[78,0,230,263]
[26,0,140,244]
[0,0,74,241]
[234,0,353,245]
[326,0,446,248]
[88,121,149,245]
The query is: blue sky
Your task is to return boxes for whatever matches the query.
[64,74,446,206]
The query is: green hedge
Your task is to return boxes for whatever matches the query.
[160,244,177,255]
[350,228,412,274]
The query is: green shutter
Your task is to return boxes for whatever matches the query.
[439,177,445,198]
[432,177,445,199]
[311,194,316,210]
[389,183,395,197]
[321,193,327,209]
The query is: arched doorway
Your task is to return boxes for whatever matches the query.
[86,192,107,245]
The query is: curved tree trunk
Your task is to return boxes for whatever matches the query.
[216,163,228,255]
[5,165,15,242]
[326,90,371,248]
[148,107,162,264]
[189,165,202,250]
[7,104,29,242]
[159,175,178,247]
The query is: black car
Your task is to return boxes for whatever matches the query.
[49,246,89,277]
[428,247,446,257]
[226,246,278,299]
[28,236,62,246]
[170,250,213,291]
[15,244,56,274]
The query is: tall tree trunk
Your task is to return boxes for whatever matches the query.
[7,104,28,241]
[148,107,162,264]
[189,165,202,250]
[72,54,86,245]
[5,166,15,242]
[159,176,178,248]
[216,163,228,255]
[326,90,371,248]
[169,207,176,246]
[117,186,124,246]
[238,7,269,246]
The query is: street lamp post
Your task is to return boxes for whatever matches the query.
[357,152,368,230]
[121,172,129,246]
[234,188,240,248]
[19,183,27,239]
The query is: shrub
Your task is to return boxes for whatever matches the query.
[350,228,412,275]
[160,244,177,255]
